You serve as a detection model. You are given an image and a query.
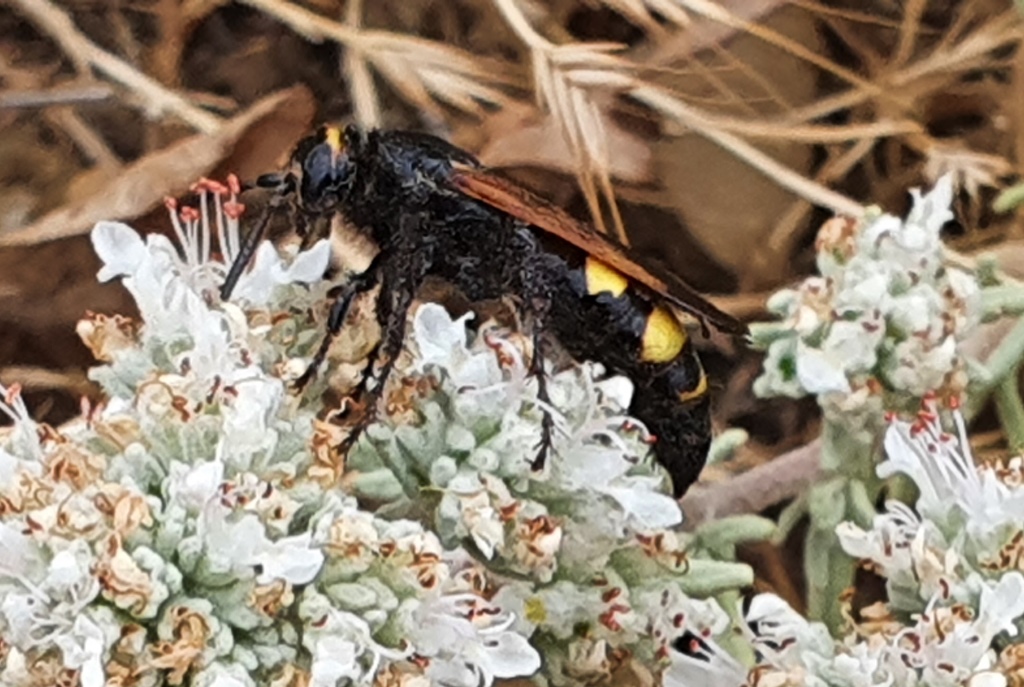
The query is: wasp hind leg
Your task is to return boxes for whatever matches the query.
[528,328,558,472]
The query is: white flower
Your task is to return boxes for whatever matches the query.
[796,342,853,395]
[755,175,979,428]
[665,634,747,687]
[217,371,285,464]
[0,535,110,687]
[167,458,225,512]
[878,403,1024,546]
[92,221,225,345]
[302,602,407,686]
[197,503,323,585]
[406,594,541,687]
[230,239,331,305]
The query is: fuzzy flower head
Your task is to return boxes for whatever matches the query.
[754,176,981,437]
[0,177,742,686]
[671,583,1024,687]
[838,395,1024,617]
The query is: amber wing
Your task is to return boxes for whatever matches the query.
[449,166,747,336]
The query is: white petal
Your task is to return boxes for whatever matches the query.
[257,532,324,584]
[599,483,682,529]
[283,239,332,283]
[795,344,851,394]
[479,631,541,679]
[91,222,146,282]
[414,304,474,363]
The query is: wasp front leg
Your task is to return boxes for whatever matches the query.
[295,266,381,390]
[327,213,432,453]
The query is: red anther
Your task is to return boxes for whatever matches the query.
[601,587,621,603]
[223,200,246,219]
[5,383,22,405]
[910,422,925,437]
[311,615,328,628]
[884,411,897,423]
[948,395,961,410]
[673,613,685,628]
[180,206,200,222]
[205,179,229,196]
[227,173,241,195]
[655,645,670,661]
[164,197,178,211]
[644,433,658,446]
[599,610,622,632]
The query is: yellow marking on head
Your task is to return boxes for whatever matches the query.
[584,257,628,297]
[677,369,708,403]
[324,126,344,155]
[641,305,687,363]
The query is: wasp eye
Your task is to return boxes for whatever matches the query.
[299,141,354,212]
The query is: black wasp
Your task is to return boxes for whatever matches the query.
[220,125,745,498]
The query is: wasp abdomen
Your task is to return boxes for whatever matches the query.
[545,255,711,496]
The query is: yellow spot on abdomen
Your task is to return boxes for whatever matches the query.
[677,368,708,403]
[584,257,628,297]
[641,306,687,363]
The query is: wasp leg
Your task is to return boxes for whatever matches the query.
[329,213,431,453]
[529,327,557,471]
[295,268,380,390]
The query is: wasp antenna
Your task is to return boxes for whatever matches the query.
[255,173,285,189]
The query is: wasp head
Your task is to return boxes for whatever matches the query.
[269,125,358,214]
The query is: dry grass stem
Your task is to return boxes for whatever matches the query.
[0,84,113,109]
[784,11,1022,126]
[9,0,222,134]
[239,0,519,118]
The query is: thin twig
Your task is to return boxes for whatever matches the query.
[0,366,94,395]
[0,84,114,109]
[680,439,823,529]
[9,0,222,134]
[48,107,123,170]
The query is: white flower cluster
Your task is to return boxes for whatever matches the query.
[754,176,981,436]
[0,177,736,686]
[672,400,1024,687]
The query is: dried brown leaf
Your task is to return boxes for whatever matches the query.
[0,86,315,247]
